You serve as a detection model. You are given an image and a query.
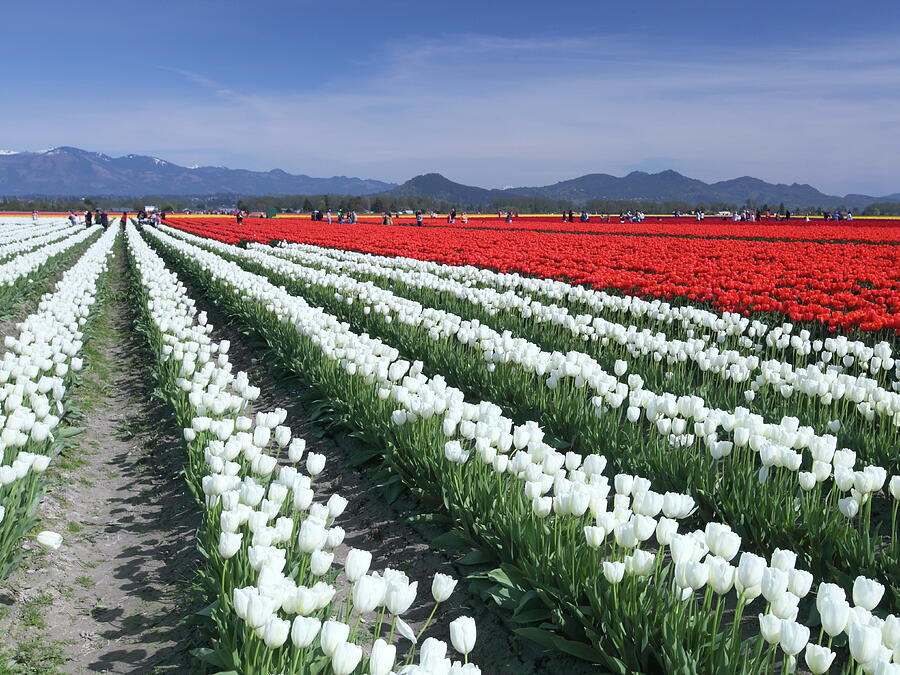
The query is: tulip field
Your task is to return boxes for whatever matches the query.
[1,215,899,674]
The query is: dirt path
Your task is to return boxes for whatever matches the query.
[188,278,595,675]
[0,249,201,674]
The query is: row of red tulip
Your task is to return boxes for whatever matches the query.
[246,215,900,243]
[164,217,900,333]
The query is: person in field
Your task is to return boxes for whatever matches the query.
[236,210,243,226]
[326,209,332,224]
[85,210,94,227]
[505,211,513,224]
[461,212,468,224]
[416,210,423,226]
[31,210,38,221]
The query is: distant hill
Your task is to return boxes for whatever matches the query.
[1,147,896,208]
[386,173,504,204]
[384,171,900,209]
[0,147,395,196]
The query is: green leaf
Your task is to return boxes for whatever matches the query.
[190,648,228,668]
[430,531,470,551]
[553,636,605,663]
[348,448,381,467]
[308,654,330,675]
[385,480,405,504]
[58,426,86,438]
[513,626,562,651]
[514,590,543,614]
[487,567,514,587]
[509,607,552,624]
[456,550,495,566]
[379,474,402,488]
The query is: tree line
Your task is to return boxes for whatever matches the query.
[2,194,899,216]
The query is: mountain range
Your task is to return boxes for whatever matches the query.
[0,147,395,197]
[1,147,898,209]
[384,172,900,210]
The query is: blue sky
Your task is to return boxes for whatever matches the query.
[2,0,899,195]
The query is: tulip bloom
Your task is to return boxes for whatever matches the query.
[36,530,63,550]
[320,620,350,657]
[432,573,458,603]
[369,638,397,675]
[852,576,886,611]
[291,616,321,648]
[804,644,836,674]
[450,616,477,657]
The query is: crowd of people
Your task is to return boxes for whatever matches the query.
[720,209,798,222]
[562,210,613,223]
[822,210,854,221]
[64,209,164,229]
[68,210,112,228]
[216,207,861,230]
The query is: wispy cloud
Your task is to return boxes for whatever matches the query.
[162,67,239,98]
[4,34,899,194]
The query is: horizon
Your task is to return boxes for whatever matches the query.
[3,146,896,199]
[2,1,899,195]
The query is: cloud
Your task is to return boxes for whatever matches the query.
[3,34,899,194]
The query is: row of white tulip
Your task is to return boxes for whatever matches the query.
[0,216,69,239]
[0,224,118,578]
[145,225,899,673]
[0,219,77,254]
[256,240,900,421]
[127,223,479,675]
[0,225,99,289]
[0,224,85,263]
[158,226,897,524]
[265,240,896,367]
[241,235,900,462]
